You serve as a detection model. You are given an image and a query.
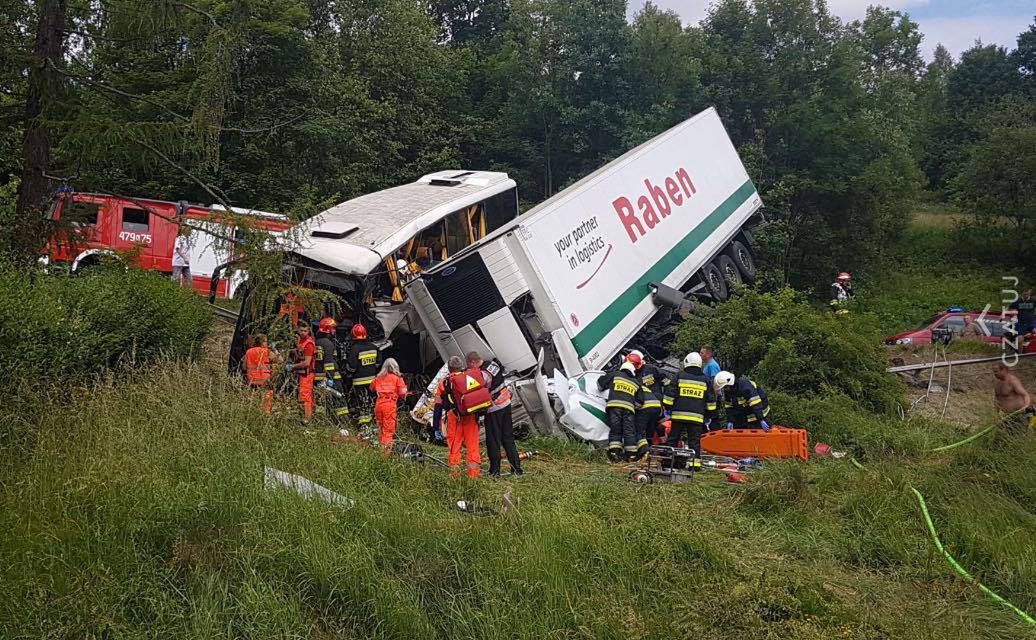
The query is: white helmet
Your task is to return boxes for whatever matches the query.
[620,361,636,374]
[683,352,703,369]
[714,371,735,390]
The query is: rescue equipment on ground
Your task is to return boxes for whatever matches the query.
[700,426,809,461]
[626,445,697,484]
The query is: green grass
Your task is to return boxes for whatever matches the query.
[2,360,1036,639]
[2,209,1035,639]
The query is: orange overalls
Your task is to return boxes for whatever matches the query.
[372,372,408,452]
[436,374,481,478]
[244,345,274,414]
[297,336,316,422]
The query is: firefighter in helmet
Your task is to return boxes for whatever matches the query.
[628,350,667,448]
[663,352,716,469]
[713,370,771,431]
[597,358,643,462]
[830,272,854,315]
[345,322,381,428]
[315,316,349,424]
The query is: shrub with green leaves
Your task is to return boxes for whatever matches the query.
[673,288,902,413]
[0,265,210,393]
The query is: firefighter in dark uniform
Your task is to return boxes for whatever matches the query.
[597,360,642,462]
[713,370,771,431]
[663,352,716,469]
[628,350,668,446]
[345,323,381,429]
[315,317,349,424]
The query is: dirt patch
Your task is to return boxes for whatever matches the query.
[895,350,1036,426]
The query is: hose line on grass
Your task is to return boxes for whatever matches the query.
[849,459,1036,626]
[927,426,995,453]
[910,487,1036,627]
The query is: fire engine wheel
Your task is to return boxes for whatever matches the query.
[717,254,742,289]
[726,239,756,284]
[628,470,654,484]
[701,262,729,303]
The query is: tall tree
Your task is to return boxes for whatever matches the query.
[10,0,67,261]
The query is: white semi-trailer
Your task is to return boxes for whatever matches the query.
[406,107,762,379]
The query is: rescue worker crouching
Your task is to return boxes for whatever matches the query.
[663,352,716,469]
[628,349,668,447]
[346,323,381,429]
[597,358,644,462]
[315,317,349,423]
[713,371,771,431]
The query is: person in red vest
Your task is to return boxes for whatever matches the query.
[372,357,408,453]
[433,354,490,478]
[293,324,317,424]
[244,334,279,414]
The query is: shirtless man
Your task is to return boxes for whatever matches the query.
[993,363,1034,429]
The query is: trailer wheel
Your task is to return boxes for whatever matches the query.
[726,240,756,284]
[701,262,729,302]
[717,254,742,289]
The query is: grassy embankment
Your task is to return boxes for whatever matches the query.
[2,210,1035,639]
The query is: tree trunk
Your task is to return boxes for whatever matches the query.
[11,0,67,262]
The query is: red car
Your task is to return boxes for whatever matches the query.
[884,307,1018,346]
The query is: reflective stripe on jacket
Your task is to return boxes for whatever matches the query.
[663,367,716,424]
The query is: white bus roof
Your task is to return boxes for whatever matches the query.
[292,170,515,275]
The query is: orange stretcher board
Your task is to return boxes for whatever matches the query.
[700,426,809,462]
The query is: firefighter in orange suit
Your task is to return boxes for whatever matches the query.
[372,357,408,453]
[293,324,317,424]
[433,354,484,478]
[244,334,278,414]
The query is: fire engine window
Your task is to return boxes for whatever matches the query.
[65,201,100,226]
[122,207,149,232]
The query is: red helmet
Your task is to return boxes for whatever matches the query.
[318,317,337,334]
[837,272,851,281]
[626,351,644,370]
[351,323,368,340]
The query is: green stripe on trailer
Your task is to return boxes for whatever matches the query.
[570,180,757,358]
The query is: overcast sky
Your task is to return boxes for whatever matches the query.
[630,0,1034,60]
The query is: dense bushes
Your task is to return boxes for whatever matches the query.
[0,266,210,392]
[674,288,902,413]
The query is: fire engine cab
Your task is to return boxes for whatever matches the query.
[42,191,290,298]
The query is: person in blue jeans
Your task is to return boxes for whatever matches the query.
[701,345,721,386]
[1011,289,1035,336]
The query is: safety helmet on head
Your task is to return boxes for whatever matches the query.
[714,371,736,390]
[837,272,851,281]
[319,317,337,334]
[351,323,368,340]
[683,352,703,369]
[626,351,644,370]
[620,361,636,375]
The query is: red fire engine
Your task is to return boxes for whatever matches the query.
[42,191,291,298]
